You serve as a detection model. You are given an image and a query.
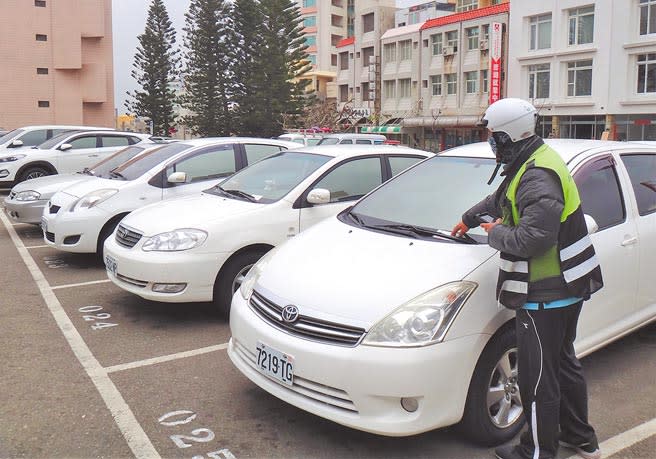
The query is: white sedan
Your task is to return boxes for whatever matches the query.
[228,139,656,444]
[103,145,431,314]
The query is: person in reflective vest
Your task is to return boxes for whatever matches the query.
[452,98,603,459]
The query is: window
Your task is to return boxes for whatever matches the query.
[36,68,48,75]
[362,82,371,101]
[362,12,375,33]
[303,16,316,27]
[528,63,550,99]
[446,73,457,95]
[389,156,424,176]
[244,144,284,164]
[398,78,411,98]
[574,157,625,229]
[567,60,592,96]
[640,0,656,35]
[481,69,489,93]
[383,43,396,63]
[36,34,47,41]
[465,27,479,50]
[637,53,656,93]
[35,0,46,6]
[465,71,478,93]
[362,46,374,68]
[339,84,349,102]
[313,157,382,203]
[100,136,131,147]
[303,0,316,7]
[621,154,656,215]
[481,24,490,41]
[331,54,337,66]
[430,75,442,96]
[456,0,477,12]
[69,136,98,149]
[398,40,412,61]
[168,145,236,183]
[37,100,50,108]
[384,80,396,99]
[339,51,349,70]
[568,6,594,45]
[445,31,458,52]
[529,14,552,50]
[431,33,443,55]
[19,130,49,146]
[305,35,316,47]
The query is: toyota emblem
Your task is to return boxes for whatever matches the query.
[281,305,299,323]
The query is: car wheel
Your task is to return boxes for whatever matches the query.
[214,250,267,318]
[459,325,524,446]
[19,166,51,183]
[96,218,122,257]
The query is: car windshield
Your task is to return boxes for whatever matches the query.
[0,129,24,144]
[35,131,82,149]
[205,151,331,203]
[85,145,158,178]
[110,142,192,180]
[317,138,339,145]
[347,155,503,242]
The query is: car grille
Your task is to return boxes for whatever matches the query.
[249,290,365,347]
[115,273,148,288]
[49,205,60,214]
[115,224,142,248]
[45,231,55,242]
[232,338,357,413]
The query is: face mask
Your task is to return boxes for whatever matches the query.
[489,131,514,163]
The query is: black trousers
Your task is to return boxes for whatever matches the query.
[515,301,597,459]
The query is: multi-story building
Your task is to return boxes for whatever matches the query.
[395,1,456,27]
[0,0,115,130]
[508,0,656,141]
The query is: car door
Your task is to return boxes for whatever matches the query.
[617,151,656,318]
[55,134,100,173]
[160,143,238,200]
[571,154,639,346]
[298,156,384,231]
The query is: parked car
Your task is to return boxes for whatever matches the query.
[316,134,387,145]
[41,137,301,255]
[0,130,150,186]
[0,125,112,151]
[277,133,323,146]
[103,145,432,314]
[3,141,166,225]
[227,139,656,444]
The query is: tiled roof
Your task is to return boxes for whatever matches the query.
[336,36,355,48]
[420,3,510,31]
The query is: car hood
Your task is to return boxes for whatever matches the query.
[59,177,133,198]
[255,218,497,329]
[121,193,264,236]
[11,173,93,196]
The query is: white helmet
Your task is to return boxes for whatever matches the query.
[482,98,537,142]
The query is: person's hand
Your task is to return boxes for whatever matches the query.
[451,221,469,237]
[480,218,502,233]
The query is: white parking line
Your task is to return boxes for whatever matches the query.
[52,279,112,290]
[105,343,229,374]
[565,417,656,459]
[0,211,160,459]
[25,244,50,249]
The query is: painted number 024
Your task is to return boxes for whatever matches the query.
[78,305,118,330]
[158,410,235,459]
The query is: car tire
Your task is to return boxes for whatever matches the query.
[19,166,51,183]
[96,217,123,257]
[459,325,524,446]
[214,250,267,318]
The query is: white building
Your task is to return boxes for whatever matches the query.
[508,0,656,141]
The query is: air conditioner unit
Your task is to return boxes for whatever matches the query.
[479,40,489,51]
[442,46,455,56]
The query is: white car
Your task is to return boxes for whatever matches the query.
[228,139,656,444]
[277,133,323,146]
[0,124,112,151]
[0,130,151,185]
[42,138,301,255]
[3,142,165,225]
[103,145,432,314]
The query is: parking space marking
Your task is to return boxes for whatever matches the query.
[105,343,229,374]
[564,417,656,459]
[25,244,50,249]
[0,211,160,459]
[52,279,112,290]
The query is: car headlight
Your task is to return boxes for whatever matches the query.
[0,154,26,163]
[142,229,208,252]
[14,190,41,201]
[239,247,279,300]
[70,189,118,211]
[362,281,477,347]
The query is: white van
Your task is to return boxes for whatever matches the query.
[316,133,387,145]
[277,133,323,146]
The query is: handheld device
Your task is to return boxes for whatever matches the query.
[475,213,495,224]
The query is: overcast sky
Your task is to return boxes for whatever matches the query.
[112,0,422,113]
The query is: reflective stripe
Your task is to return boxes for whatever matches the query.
[563,254,599,282]
[501,279,528,294]
[499,258,529,273]
[560,235,592,262]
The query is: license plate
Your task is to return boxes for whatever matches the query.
[105,255,118,275]
[41,216,48,232]
[256,341,294,386]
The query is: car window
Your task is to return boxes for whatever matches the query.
[313,157,382,202]
[355,139,371,144]
[389,156,424,176]
[52,129,73,137]
[620,154,656,216]
[574,156,625,230]
[317,138,339,145]
[0,129,23,144]
[90,145,155,177]
[68,135,98,149]
[101,135,131,147]
[243,143,284,164]
[307,138,322,146]
[167,144,236,182]
[340,139,353,144]
[18,129,49,146]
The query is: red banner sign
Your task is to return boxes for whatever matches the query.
[489,22,503,105]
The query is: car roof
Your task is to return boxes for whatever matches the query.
[319,133,387,139]
[15,125,113,130]
[171,137,301,148]
[293,144,432,159]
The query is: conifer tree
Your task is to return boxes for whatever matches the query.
[181,0,236,136]
[126,0,179,137]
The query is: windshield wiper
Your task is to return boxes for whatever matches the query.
[216,186,256,202]
[371,223,476,244]
[80,167,94,176]
[348,211,366,226]
[109,170,126,180]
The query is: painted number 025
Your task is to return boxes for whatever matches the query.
[158,410,236,459]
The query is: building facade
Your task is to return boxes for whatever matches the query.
[508,0,656,141]
[0,0,115,130]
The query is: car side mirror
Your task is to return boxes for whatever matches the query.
[167,171,188,184]
[584,214,598,234]
[8,139,24,148]
[59,143,73,151]
[307,188,331,205]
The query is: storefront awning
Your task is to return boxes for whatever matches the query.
[360,125,401,134]
[401,116,483,128]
